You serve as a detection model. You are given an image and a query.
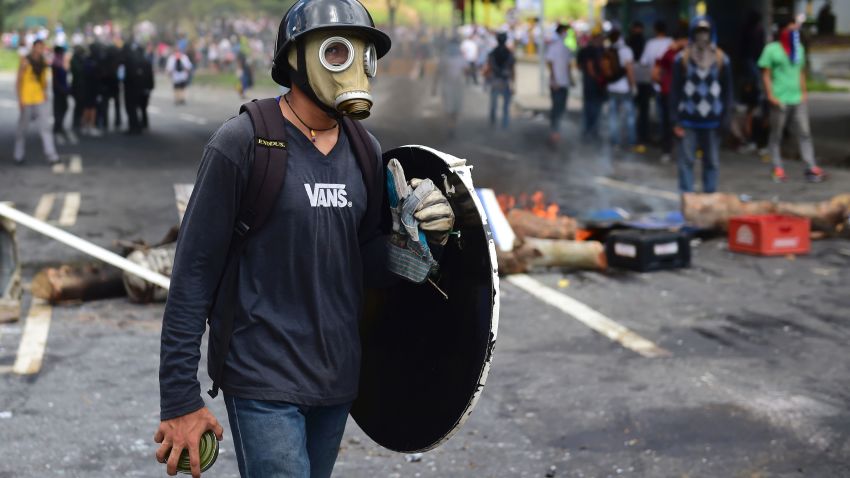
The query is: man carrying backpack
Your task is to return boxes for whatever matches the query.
[166,49,192,106]
[484,32,516,130]
[669,16,733,193]
[153,1,455,477]
[602,29,637,150]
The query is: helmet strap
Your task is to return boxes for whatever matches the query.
[292,40,342,119]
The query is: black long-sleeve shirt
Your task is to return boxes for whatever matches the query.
[159,113,389,420]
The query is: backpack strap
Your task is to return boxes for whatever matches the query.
[207,97,288,398]
[341,116,383,243]
[236,98,289,236]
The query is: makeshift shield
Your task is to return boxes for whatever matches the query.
[352,145,500,453]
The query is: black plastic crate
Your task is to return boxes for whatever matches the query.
[605,230,691,272]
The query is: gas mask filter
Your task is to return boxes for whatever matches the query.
[289,31,378,119]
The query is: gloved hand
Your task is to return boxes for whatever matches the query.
[410,178,455,246]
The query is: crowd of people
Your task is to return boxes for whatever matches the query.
[12,35,156,165]
[571,12,827,191]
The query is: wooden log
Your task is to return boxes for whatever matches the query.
[496,239,606,275]
[682,193,850,232]
[506,209,577,240]
[682,193,775,230]
[31,264,127,304]
[524,238,608,270]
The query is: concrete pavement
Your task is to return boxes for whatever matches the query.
[1,72,849,477]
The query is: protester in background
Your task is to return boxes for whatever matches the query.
[604,29,637,150]
[96,43,121,130]
[14,39,59,165]
[139,46,155,131]
[626,21,646,69]
[236,50,254,100]
[166,49,193,106]
[51,45,73,146]
[739,11,766,154]
[577,27,606,142]
[483,32,515,130]
[70,45,86,133]
[546,24,573,146]
[759,15,826,183]
[81,43,102,137]
[122,43,145,135]
[669,16,733,193]
[817,2,836,36]
[637,21,672,155]
[653,25,689,164]
[460,33,480,85]
[435,37,467,137]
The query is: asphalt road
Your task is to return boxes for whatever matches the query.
[1,72,849,478]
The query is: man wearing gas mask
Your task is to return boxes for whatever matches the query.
[154,1,455,477]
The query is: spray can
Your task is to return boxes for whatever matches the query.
[176,430,219,474]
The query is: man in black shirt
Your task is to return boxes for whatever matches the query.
[153,1,454,477]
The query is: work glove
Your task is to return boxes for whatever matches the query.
[410,178,455,246]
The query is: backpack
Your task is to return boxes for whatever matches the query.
[488,50,512,81]
[599,46,626,84]
[206,98,382,398]
[174,55,184,72]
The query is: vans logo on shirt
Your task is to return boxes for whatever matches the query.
[305,184,353,208]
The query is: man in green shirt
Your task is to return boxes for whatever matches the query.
[759,15,826,182]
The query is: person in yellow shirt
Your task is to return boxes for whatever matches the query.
[15,39,59,165]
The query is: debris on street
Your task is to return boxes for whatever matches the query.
[0,212,22,323]
[31,264,126,303]
[683,192,850,233]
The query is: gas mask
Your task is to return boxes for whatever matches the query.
[289,30,378,120]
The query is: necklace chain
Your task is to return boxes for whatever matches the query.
[283,94,338,143]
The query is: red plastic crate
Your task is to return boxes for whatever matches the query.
[728,215,811,256]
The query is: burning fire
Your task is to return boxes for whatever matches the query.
[497,191,560,220]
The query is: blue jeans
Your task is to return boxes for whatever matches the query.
[550,86,568,132]
[224,395,351,478]
[582,92,604,140]
[489,85,512,129]
[677,128,720,193]
[608,92,636,146]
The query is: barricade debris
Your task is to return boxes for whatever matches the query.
[683,192,850,234]
[0,213,22,323]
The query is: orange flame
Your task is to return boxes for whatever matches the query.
[497,191,560,220]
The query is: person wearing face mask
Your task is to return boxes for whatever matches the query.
[669,16,733,194]
[153,1,455,477]
[759,15,826,183]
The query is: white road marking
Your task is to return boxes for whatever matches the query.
[468,144,522,162]
[594,177,680,202]
[51,155,82,175]
[506,274,670,358]
[33,194,56,221]
[58,192,81,227]
[13,299,52,375]
[69,155,83,174]
[178,113,209,125]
